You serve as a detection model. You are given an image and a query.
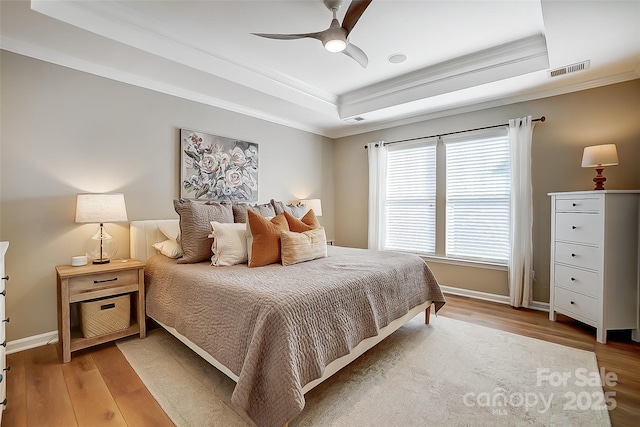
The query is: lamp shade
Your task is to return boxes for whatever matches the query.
[581,144,619,168]
[300,199,322,217]
[75,193,128,224]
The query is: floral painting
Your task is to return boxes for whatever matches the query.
[180,129,259,201]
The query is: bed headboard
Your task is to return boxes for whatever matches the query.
[130,219,179,262]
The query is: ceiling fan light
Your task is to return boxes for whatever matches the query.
[324,38,347,53]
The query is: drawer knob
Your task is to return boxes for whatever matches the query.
[1,276,7,281]
[571,253,576,257]
[0,341,6,348]
[570,301,575,305]
[3,366,10,372]
[0,290,5,296]
[0,398,6,406]
[2,317,9,323]
[571,226,577,229]
[572,203,577,207]
[571,277,576,281]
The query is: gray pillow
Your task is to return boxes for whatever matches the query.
[173,199,233,263]
[252,202,276,217]
[271,199,306,218]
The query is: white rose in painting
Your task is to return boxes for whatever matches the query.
[201,154,217,173]
[230,146,247,167]
[225,168,243,188]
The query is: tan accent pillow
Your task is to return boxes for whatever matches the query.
[281,227,328,266]
[246,210,289,267]
[284,209,320,232]
[174,199,233,263]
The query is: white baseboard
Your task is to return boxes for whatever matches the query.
[6,330,58,355]
[440,285,550,312]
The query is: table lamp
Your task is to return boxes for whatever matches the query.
[75,193,128,264]
[581,144,618,190]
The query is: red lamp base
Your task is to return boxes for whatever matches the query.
[592,167,606,190]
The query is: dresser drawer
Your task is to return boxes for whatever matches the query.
[555,198,600,213]
[554,287,598,322]
[555,212,601,245]
[554,242,600,270]
[554,264,600,297]
[69,269,139,295]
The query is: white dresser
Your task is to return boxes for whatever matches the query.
[0,241,8,419]
[549,191,640,343]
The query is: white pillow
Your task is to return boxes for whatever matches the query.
[159,220,181,242]
[152,239,183,259]
[209,221,248,266]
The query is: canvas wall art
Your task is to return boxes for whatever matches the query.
[180,128,259,201]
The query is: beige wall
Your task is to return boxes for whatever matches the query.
[333,79,640,302]
[0,51,334,341]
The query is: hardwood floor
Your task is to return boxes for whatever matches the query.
[3,293,639,426]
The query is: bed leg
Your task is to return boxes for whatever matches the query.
[425,305,431,324]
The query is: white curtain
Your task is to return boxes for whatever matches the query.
[508,116,534,307]
[367,142,387,250]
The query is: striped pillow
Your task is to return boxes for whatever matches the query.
[280,227,327,266]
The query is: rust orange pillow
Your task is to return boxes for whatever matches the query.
[246,210,289,267]
[284,209,321,232]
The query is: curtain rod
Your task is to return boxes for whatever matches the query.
[364,116,546,149]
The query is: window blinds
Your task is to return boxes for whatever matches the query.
[443,130,510,264]
[384,140,436,254]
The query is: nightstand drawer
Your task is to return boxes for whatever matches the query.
[554,242,600,270]
[554,264,600,297]
[555,198,600,213]
[555,212,601,244]
[554,287,598,322]
[69,269,139,295]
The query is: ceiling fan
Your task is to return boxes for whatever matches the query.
[252,0,372,68]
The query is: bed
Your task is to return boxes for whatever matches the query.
[130,219,445,427]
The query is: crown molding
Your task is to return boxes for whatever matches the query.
[30,0,339,109]
[337,35,549,119]
[1,37,327,137]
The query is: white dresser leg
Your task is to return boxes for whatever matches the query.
[596,328,606,344]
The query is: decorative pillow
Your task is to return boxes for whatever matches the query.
[246,210,289,267]
[173,199,233,263]
[232,202,251,223]
[158,220,181,242]
[271,199,307,218]
[284,209,321,232]
[209,222,248,266]
[281,227,328,266]
[152,239,183,259]
[252,202,276,217]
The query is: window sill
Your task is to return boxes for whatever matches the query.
[419,255,508,271]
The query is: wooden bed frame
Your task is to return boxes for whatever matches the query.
[130,219,433,396]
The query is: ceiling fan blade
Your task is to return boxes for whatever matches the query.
[252,32,323,41]
[341,0,372,34]
[342,43,368,68]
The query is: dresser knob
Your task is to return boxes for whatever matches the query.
[571,277,576,281]
[0,398,6,406]
[0,341,6,348]
[1,276,7,281]
[571,253,576,257]
[2,318,9,323]
[571,226,577,229]
[572,203,577,207]
[570,301,575,305]
[3,366,10,373]
[0,290,5,296]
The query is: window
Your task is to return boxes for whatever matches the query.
[443,131,510,264]
[384,140,436,254]
[381,129,510,265]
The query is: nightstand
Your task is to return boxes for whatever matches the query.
[56,260,146,363]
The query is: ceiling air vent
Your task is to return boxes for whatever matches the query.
[548,60,590,78]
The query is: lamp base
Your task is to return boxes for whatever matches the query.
[92,258,111,264]
[592,167,606,190]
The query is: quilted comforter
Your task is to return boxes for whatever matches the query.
[145,245,445,426]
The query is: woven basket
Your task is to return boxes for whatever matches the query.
[80,294,130,338]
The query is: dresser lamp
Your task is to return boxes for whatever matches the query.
[581,144,618,190]
[299,199,323,217]
[75,193,128,264]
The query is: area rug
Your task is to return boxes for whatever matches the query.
[117,314,611,426]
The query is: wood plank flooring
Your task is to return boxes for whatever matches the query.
[3,293,639,426]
